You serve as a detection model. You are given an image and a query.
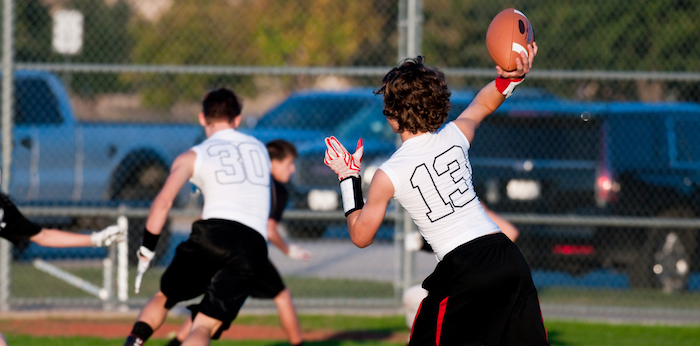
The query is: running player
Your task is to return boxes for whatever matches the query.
[0,192,124,248]
[324,48,548,345]
[165,139,310,346]
[123,88,273,346]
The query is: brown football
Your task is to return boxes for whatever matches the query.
[486,8,534,72]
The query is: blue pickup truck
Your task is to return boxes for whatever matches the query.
[7,70,202,207]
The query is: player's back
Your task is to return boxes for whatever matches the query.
[379,122,499,260]
[189,129,271,238]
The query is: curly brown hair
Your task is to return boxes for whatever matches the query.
[375,56,451,134]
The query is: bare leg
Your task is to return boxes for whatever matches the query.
[0,332,7,346]
[274,288,303,344]
[29,229,92,247]
[182,313,222,346]
[137,291,171,330]
[176,316,193,343]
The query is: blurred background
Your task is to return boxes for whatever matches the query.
[1,0,700,323]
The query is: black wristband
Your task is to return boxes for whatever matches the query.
[339,176,364,216]
[142,228,160,252]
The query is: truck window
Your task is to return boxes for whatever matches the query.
[470,116,602,161]
[257,96,377,130]
[671,118,700,166]
[14,78,63,125]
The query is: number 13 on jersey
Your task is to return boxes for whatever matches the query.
[410,146,476,222]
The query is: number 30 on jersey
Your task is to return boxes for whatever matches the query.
[207,143,269,186]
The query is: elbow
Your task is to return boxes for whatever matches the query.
[351,235,374,248]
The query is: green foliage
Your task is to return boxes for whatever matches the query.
[65,0,134,95]
[127,0,394,109]
[423,0,700,72]
[15,0,53,62]
[14,0,133,95]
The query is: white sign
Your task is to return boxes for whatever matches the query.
[52,10,84,55]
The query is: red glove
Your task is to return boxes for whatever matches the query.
[324,136,364,180]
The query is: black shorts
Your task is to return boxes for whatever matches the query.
[409,233,549,346]
[160,219,269,339]
[250,257,286,299]
[184,256,286,339]
[0,193,42,246]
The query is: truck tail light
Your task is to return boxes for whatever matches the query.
[552,244,595,256]
[595,123,618,207]
[595,167,619,207]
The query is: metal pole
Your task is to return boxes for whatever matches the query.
[406,0,422,58]
[398,0,422,60]
[0,0,15,312]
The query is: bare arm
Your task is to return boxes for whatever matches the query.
[145,150,196,235]
[346,169,394,248]
[30,229,92,247]
[267,218,289,255]
[452,80,506,143]
[453,43,537,142]
[481,202,519,242]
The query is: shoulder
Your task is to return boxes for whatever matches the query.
[440,122,471,148]
[172,150,197,172]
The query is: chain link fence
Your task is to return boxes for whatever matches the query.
[0,0,699,323]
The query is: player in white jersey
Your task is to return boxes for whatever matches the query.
[124,88,272,346]
[324,48,549,345]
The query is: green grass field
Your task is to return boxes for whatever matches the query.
[13,262,700,309]
[4,316,700,346]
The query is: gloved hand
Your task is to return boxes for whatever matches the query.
[405,231,425,252]
[287,244,312,261]
[324,136,363,180]
[90,224,126,247]
[134,246,155,294]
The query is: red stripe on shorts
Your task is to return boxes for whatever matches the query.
[409,299,424,340]
[435,296,449,345]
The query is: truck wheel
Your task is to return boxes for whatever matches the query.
[115,163,168,202]
[629,206,697,292]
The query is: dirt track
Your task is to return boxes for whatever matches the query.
[0,318,409,342]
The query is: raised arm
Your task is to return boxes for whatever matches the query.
[453,42,537,142]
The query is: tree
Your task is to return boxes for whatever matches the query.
[127,0,393,109]
[15,0,53,62]
[422,0,700,100]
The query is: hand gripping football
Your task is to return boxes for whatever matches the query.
[486,8,535,72]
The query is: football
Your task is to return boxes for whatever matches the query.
[486,8,535,72]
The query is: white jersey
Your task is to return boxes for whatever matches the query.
[379,122,500,260]
[189,129,271,239]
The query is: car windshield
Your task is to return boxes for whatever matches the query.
[335,105,394,141]
[256,94,379,130]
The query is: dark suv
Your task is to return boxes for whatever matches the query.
[296,94,700,292]
[476,100,700,292]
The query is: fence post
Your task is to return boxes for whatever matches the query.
[117,215,129,310]
[398,0,423,60]
[0,0,15,312]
